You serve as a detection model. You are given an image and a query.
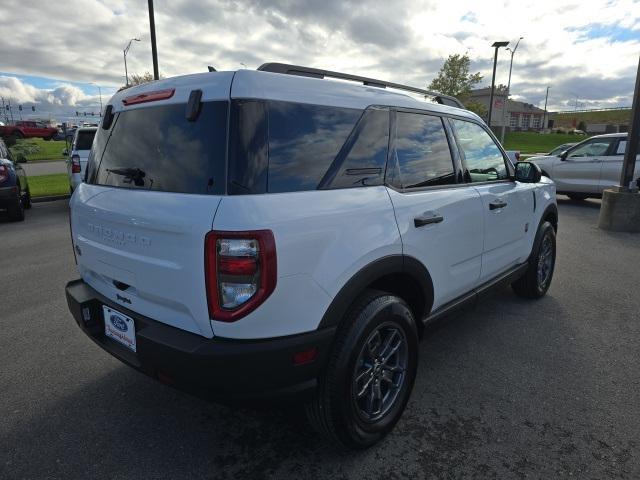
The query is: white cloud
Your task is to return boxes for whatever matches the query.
[0,0,638,113]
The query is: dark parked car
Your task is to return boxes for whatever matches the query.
[0,138,31,221]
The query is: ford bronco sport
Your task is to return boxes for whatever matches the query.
[65,63,558,449]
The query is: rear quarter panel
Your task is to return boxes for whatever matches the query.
[211,187,402,339]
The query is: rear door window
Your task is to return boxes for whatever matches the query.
[387,112,456,189]
[91,101,227,194]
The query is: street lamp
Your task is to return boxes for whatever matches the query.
[90,82,102,115]
[500,37,523,143]
[488,41,509,129]
[123,37,140,87]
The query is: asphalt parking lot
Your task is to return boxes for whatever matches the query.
[1,199,639,479]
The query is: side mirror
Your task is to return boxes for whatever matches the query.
[560,151,568,161]
[515,161,542,183]
[16,154,27,164]
[62,149,68,157]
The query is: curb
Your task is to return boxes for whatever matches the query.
[24,159,66,164]
[32,194,71,203]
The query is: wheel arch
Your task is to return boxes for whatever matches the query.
[318,255,434,335]
[541,203,558,232]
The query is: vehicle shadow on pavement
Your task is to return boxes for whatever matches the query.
[557,197,601,209]
[6,287,609,480]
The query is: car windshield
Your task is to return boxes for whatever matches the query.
[548,144,574,156]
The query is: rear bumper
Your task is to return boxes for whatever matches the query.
[65,279,335,401]
[0,185,18,208]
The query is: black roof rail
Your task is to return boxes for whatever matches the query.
[257,62,465,109]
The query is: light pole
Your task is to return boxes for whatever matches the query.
[500,37,523,143]
[123,38,140,87]
[90,83,102,115]
[598,55,640,232]
[148,0,159,80]
[488,41,510,130]
[542,86,550,131]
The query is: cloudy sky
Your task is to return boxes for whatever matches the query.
[1,0,639,122]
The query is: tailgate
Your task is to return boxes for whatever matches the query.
[71,185,221,337]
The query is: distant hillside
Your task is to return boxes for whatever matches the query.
[552,108,631,128]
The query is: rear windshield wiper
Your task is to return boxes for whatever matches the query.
[106,167,146,186]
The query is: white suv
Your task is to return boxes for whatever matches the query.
[529,133,640,200]
[65,63,558,449]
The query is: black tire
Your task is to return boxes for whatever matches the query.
[23,189,32,209]
[566,193,589,201]
[512,221,556,298]
[306,289,418,449]
[13,131,24,139]
[7,195,25,222]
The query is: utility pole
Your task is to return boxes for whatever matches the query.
[500,37,523,143]
[598,55,640,232]
[488,41,509,129]
[148,0,159,80]
[543,86,550,131]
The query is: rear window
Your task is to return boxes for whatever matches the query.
[75,130,96,151]
[89,101,227,195]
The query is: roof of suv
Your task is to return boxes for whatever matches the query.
[108,69,481,122]
[589,133,628,138]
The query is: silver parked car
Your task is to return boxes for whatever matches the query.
[528,133,639,200]
[65,127,97,192]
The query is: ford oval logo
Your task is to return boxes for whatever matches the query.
[110,315,128,332]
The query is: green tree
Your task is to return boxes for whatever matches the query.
[118,71,164,91]
[465,100,487,118]
[428,53,483,101]
[129,72,157,86]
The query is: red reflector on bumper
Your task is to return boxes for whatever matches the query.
[293,347,318,366]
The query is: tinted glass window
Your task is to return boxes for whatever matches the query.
[75,130,96,150]
[322,108,389,189]
[567,138,614,158]
[228,100,268,194]
[86,125,109,183]
[267,101,361,193]
[388,112,455,189]
[92,101,227,194]
[451,119,508,182]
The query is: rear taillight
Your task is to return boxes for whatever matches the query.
[205,230,277,322]
[71,155,81,174]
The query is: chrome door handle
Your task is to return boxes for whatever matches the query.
[414,212,444,227]
[489,200,507,210]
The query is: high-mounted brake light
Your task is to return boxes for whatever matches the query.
[205,230,277,322]
[71,154,81,174]
[122,88,175,106]
[0,164,8,183]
